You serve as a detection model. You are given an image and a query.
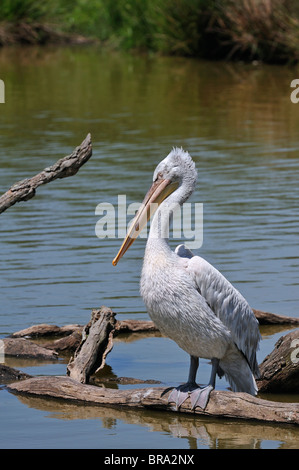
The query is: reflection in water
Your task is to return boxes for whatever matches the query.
[12,392,299,449]
[0,46,298,449]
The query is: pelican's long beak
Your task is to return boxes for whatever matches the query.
[112,178,178,266]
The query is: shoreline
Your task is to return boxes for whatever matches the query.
[0,21,97,48]
[0,18,298,65]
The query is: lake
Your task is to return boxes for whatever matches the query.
[0,45,299,449]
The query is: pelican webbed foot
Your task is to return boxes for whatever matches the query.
[163,382,213,411]
[189,384,213,410]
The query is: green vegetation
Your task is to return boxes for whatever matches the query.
[0,0,299,63]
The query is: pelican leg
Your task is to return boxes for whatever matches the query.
[165,357,219,410]
[166,356,199,410]
[190,358,219,410]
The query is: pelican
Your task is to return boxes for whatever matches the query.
[113,148,261,410]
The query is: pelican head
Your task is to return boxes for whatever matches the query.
[112,148,197,266]
[153,147,197,200]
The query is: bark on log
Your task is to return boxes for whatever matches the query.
[97,376,161,385]
[9,323,83,353]
[43,329,83,353]
[1,337,58,360]
[10,324,82,339]
[115,320,159,334]
[7,376,299,425]
[257,329,299,393]
[0,133,92,214]
[67,307,116,383]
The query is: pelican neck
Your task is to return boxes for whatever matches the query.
[145,199,175,255]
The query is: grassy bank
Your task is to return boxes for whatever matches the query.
[0,0,299,63]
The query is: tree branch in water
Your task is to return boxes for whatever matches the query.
[0,133,92,214]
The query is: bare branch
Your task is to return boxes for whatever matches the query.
[0,133,92,214]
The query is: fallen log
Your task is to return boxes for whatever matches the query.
[258,329,299,393]
[67,307,116,383]
[9,323,81,338]
[10,319,158,341]
[115,319,159,334]
[9,324,84,353]
[7,375,299,425]
[43,329,83,353]
[1,337,58,360]
[253,309,299,325]
[0,133,92,214]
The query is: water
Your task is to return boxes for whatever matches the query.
[0,45,299,449]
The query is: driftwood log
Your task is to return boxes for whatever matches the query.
[0,133,92,214]
[7,317,160,356]
[9,323,83,353]
[9,323,82,338]
[43,329,83,353]
[67,307,116,383]
[258,329,299,393]
[7,375,299,426]
[10,319,159,339]
[253,309,299,325]
[1,337,58,360]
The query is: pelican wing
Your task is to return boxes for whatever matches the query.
[175,244,261,377]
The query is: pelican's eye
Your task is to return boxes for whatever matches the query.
[154,171,164,182]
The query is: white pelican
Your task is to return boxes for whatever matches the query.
[113,148,261,410]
